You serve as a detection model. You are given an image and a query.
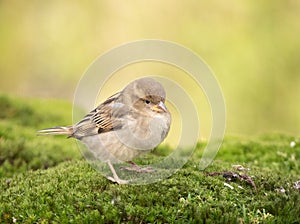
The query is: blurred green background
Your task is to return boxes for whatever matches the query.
[0,0,299,137]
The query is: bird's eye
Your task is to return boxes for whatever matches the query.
[144,100,151,104]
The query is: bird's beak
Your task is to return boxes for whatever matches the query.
[151,101,167,113]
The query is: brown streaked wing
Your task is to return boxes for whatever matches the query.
[73,92,123,138]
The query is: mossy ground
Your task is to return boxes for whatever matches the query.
[0,94,299,223]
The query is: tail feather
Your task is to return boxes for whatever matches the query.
[37,126,74,137]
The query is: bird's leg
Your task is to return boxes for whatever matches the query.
[120,161,156,173]
[106,161,128,184]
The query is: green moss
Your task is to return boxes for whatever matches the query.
[1,159,299,223]
[0,94,80,178]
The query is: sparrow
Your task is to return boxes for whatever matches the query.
[38,77,171,184]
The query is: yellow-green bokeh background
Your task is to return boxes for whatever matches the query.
[1,0,300,138]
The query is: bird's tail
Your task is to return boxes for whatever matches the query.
[37,126,74,137]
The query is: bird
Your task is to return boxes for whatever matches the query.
[38,77,171,184]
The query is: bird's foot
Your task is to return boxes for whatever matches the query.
[107,176,129,185]
[120,164,156,173]
[107,161,129,184]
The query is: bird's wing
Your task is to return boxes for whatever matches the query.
[73,92,125,138]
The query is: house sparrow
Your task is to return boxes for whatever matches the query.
[38,77,171,184]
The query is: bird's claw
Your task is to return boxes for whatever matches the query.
[120,165,157,173]
[107,176,129,185]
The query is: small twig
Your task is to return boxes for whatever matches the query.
[205,171,257,191]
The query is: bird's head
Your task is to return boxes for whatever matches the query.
[122,77,168,115]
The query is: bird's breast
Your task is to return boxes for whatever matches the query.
[81,112,170,163]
